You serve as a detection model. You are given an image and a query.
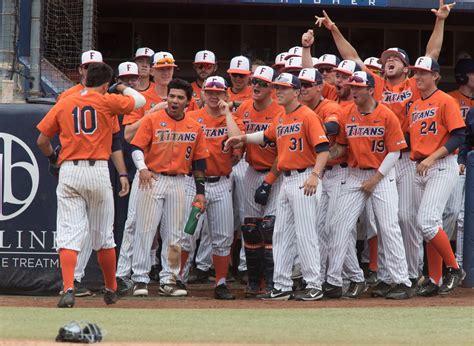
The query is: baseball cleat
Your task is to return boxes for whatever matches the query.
[370,281,392,298]
[74,280,93,297]
[117,277,134,296]
[365,270,379,287]
[259,288,293,301]
[188,268,210,284]
[244,285,262,298]
[214,284,236,300]
[322,282,342,299]
[342,281,367,299]
[159,284,188,297]
[439,267,463,295]
[133,282,148,297]
[103,289,119,305]
[417,280,439,297]
[295,288,324,301]
[57,288,75,308]
[385,283,414,300]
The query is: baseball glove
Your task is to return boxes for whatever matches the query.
[55,320,103,343]
[254,182,272,205]
[48,145,61,177]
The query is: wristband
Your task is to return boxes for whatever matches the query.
[119,173,128,178]
[264,171,277,185]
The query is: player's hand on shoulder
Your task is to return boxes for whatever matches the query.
[302,29,314,48]
[146,101,167,115]
[431,0,455,20]
[138,169,157,190]
[118,176,130,197]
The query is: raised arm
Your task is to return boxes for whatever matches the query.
[301,30,315,68]
[425,0,456,60]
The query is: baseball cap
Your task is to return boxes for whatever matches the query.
[135,47,155,60]
[153,51,177,68]
[315,54,340,68]
[379,48,410,66]
[333,60,361,76]
[272,73,301,89]
[273,52,287,68]
[194,50,216,65]
[285,46,303,59]
[81,50,103,66]
[410,56,440,73]
[312,57,319,67]
[298,68,323,85]
[227,56,251,75]
[203,76,227,92]
[364,57,382,71]
[282,56,303,72]
[346,71,375,88]
[252,66,275,83]
[118,62,139,77]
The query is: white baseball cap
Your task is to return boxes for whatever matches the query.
[298,68,323,84]
[333,60,361,76]
[227,56,251,75]
[410,56,440,73]
[273,52,287,68]
[194,50,216,65]
[285,46,303,59]
[282,56,303,72]
[203,75,228,92]
[153,51,177,68]
[312,57,319,67]
[81,50,103,66]
[118,62,139,77]
[346,71,375,88]
[315,54,340,68]
[364,57,382,71]
[252,66,275,83]
[135,47,155,59]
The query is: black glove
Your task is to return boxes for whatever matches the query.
[48,145,61,177]
[254,182,272,206]
[107,82,123,94]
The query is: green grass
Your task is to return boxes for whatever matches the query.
[0,307,473,344]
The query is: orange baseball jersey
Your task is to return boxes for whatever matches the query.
[191,81,202,100]
[57,84,83,101]
[234,99,285,170]
[188,108,245,176]
[337,98,354,111]
[37,89,135,163]
[409,89,465,160]
[131,109,209,174]
[264,105,329,171]
[322,83,338,101]
[448,90,474,120]
[228,86,252,103]
[369,70,421,134]
[337,103,407,169]
[313,99,345,166]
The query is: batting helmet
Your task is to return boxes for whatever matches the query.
[454,59,474,85]
[55,321,103,343]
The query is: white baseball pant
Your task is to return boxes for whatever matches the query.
[233,159,249,272]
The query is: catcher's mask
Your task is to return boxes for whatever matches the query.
[55,320,103,343]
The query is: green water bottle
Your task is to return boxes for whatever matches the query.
[184,201,203,235]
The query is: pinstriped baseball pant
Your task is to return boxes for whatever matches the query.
[327,167,411,287]
[131,174,186,285]
[243,166,281,217]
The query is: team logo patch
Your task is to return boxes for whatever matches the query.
[244,112,250,118]
[160,122,167,127]
[150,103,156,108]
[197,118,203,123]
[351,116,356,122]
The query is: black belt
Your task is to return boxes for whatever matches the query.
[254,168,271,173]
[206,174,230,183]
[161,172,178,177]
[360,167,375,171]
[282,168,308,177]
[73,160,96,166]
[325,163,348,170]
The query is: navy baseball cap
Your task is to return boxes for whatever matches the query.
[379,48,410,66]
[272,73,301,89]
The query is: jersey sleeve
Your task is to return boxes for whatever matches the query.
[306,112,329,147]
[263,118,277,142]
[443,96,466,132]
[335,111,348,145]
[193,126,210,161]
[322,83,338,101]
[322,102,341,124]
[106,94,136,115]
[130,116,153,151]
[233,115,246,134]
[36,105,61,138]
[384,111,408,152]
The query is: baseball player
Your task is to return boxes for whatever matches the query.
[73,61,141,296]
[129,78,209,297]
[272,52,288,74]
[443,59,474,268]
[226,73,330,301]
[327,71,412,300]
[36,63,145,308]
[408,57,465,296]
[134,47,155,92]
[179,76,244,300]
[227,55,252,111]
[233,66,285,296]
[315,54,340,87]
[57,50,103,101]
[191,50,218,105]
[315,2,453,295]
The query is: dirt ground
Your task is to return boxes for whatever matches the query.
[0,282,472,309]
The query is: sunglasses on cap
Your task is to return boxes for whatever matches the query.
[318,67,333,73]
[195,63,214,70]
[347,75,373,86]
[230,73,248,79]
[155,57,175,65]
[251,78,269,88]
[204,81,227,90]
